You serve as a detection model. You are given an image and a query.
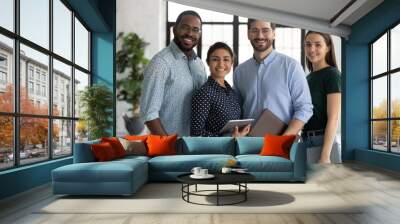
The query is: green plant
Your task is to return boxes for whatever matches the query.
[79,84,113,140]
[116,32,149,113]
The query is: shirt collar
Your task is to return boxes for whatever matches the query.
[207,76,232,92]
[170,40,198,61]
[252,50,276,65]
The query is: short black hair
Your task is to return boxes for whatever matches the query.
[247,18,276,30]
[175,10,202,25]
[206,42,234,63]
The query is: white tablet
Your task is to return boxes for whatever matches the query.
[219,119,254,134]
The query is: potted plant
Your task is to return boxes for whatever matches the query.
[79,84,113,140]
[116,32,149,134]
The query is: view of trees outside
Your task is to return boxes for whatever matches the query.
[372,99,400,152]
[52,119,72,159]
[0,85,62,168]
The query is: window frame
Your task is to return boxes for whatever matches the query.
[0,0,92,171]
[369,20,400,154]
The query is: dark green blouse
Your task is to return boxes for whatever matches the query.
[304,66,341,131]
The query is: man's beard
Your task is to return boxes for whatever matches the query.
[174,36,198,53]
[251,39,273,52]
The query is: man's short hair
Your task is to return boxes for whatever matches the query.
[175,10,202,25]
[247,18,276,30]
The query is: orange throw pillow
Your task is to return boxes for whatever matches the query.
[101,137,127,158]
[124,135,148,142]
[259,134,297,159]
[91,142,117,161]
[146,134,178,157]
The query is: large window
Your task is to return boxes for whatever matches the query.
[167,2,304,85]
[0,0,91,170]
[370,23,400,153]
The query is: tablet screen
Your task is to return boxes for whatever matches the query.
[219,119,254,134]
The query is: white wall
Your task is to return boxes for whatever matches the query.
[116,0,166,136]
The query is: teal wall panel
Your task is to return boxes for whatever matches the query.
[92,32,115,136]
[91,0,116,135]
[65,0,110,32]
[0,158,72,199]
[355,148,400,172]
[343,44,370,159]
[92,33,114,87]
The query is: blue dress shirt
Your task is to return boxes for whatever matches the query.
[233,50,313,124]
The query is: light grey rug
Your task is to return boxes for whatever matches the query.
[38,183,362,214]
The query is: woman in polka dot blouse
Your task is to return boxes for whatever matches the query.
[190,42,250,137]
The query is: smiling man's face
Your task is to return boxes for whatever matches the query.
[248,20,275,52]
[173,15,202,53]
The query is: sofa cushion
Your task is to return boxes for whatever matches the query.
[148,154,235,172]
[260,134,296,159]
[115,155,150,163]
[236,137,264,155]
[119,138,147,156]
[147,134,178,157]
[124,135,148,142]
[53,158,148,183]
[236,155,293,172]
[101,137,127,158]
[179,137,235,155]
[74,140,100,163]
[91,142,118,161]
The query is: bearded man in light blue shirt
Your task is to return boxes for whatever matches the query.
[140,11,207,136]
[233,19,313,136]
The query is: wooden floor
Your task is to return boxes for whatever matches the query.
[1,162,400,224]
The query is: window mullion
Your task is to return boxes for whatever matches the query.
[387,29,391,152]
[370,45,373,149]
[14,0,21,166]
[301,29,305,69]
[233,16,238,68]
[49,0,54,159]
[71,10,76,153]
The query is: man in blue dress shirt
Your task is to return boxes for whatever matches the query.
[140,11,207,136]
[233,19,313,136]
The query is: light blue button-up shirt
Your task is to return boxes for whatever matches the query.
[140,41,207,136]
[233,50,313,124]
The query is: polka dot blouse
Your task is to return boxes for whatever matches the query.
[190,76,242,136]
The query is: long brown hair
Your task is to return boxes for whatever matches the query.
[305,31,337,72]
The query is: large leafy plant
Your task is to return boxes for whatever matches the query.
[116,32,149,113]
[79,84,113,140]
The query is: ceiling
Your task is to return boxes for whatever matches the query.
[169,0,384,38]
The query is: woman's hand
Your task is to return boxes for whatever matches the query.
[232,124,251,137]
[318,156,331,164]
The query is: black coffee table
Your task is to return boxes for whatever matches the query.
[177,172,255,206]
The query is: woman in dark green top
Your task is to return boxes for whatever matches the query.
[303,31,341,164]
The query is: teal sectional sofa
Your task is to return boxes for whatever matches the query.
[52,137,306,196]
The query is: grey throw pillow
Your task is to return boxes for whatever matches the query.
[119,138,147,156]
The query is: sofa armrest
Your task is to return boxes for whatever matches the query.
[289,142,306,181]
[73,140,100,163]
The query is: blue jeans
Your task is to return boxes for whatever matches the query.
[303,135,342,164]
